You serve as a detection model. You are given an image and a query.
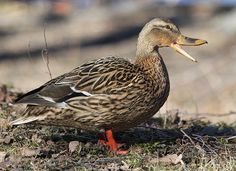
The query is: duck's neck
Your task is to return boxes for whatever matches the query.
[135,45,169,100]
[136,39,168,73]
[136,51,168,79]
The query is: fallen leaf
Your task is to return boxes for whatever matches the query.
[150,154,183,165]
[0,151,7,162]
[159,154,183,164]
[69,141,79,153]
[4,136,12,144]
[21,147,39,157]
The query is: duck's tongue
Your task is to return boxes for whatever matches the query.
[170,43,197,62]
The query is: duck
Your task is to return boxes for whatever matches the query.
[11,18,207,154]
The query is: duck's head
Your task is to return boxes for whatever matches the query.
[137,18,207,62]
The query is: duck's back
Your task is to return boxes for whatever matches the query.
[15,57,140,105]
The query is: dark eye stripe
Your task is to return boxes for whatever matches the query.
[154,25,171,30]
[165,25,171,29]
[153,24,179,33]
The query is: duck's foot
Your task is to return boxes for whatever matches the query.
[97,129,128,154]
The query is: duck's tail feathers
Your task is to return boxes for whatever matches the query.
[10,115,46,126]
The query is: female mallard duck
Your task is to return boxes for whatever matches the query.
[12,18,207,154]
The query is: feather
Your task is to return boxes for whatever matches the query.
[10,115,46,125]
[70,87,92,96]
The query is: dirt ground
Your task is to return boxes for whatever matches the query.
[0,85,236,170]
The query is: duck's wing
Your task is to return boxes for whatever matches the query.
[15,57,138,108]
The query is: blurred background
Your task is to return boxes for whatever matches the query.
[0,0,235,117]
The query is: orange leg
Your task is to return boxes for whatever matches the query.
[97,129,128,154]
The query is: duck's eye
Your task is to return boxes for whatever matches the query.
[165,25,171,30]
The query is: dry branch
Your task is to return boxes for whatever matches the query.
[41,23,52,80]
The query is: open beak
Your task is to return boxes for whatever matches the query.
[170,35,207,62]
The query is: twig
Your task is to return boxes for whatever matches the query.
[52,150,67,158]
[41,23,52,79]
[226,135,236,141]
[180,159,188,171]
[27,41,32,61]
[192,134,218,155]
[121,160,129,169]
[180,129,195,145]
[26,41,36,69]
[163,113,167,129]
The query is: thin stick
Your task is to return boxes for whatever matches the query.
[192,134,217,155]
[27,41,32,61]
[180,129,195,145]
[226,135,236,141]
[27,41,34,67]
[41,23,52,79]
[180,159,188,171]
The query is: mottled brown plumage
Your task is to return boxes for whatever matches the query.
[12,18,207,134]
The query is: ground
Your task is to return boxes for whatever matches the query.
[0,85,236,170]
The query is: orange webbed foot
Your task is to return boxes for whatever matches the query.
[97,129,128,154]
